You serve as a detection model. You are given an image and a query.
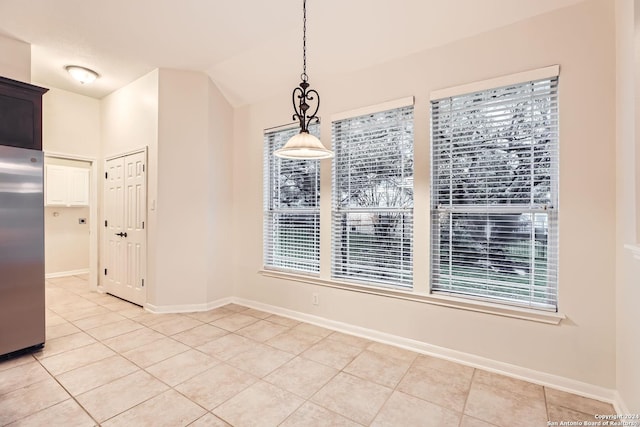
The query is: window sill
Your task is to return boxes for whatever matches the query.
[624,244,640,261]
[258,269,566,325]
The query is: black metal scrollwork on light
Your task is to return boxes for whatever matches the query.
[292,73,320,134]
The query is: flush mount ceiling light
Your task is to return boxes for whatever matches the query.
[65,65,99,85]
[274,0,333,160]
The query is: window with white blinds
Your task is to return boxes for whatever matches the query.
[332,105,414,288]
[430,74,559,311]
[264,125,320,274]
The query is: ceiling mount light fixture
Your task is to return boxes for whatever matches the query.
[65,65,99,85]
[274,0,333,160]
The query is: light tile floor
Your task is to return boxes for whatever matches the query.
[0,275,615,426]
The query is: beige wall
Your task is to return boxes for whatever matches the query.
[101,70,159,159]
[41,86,101,159]
[155,69,209,306]
[616,0,640,413]
[155,69,235,307]
[232,0,618,389]
[0,34,30,82]
[207,79,235,301]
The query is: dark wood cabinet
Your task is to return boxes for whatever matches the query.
[0,76,48,151]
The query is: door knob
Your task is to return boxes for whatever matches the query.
[115,232,128,237]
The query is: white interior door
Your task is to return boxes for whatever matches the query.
[105,158,124,296]
[103,151,146,306]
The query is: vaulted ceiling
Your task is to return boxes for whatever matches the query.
[0,0,584,106]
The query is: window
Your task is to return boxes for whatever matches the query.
[263,125,320,274]
[332,103,414,288]
[430,72,559,311]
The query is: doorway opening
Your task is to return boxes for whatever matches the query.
[43,152,99,290]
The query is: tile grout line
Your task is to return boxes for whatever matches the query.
[390,353,472,424]
[290,343,346,417]
[97,383,175,425]
[32,355,101,427]
[292,339,388,426]
[365,375,395,426]
[0,377,75,426]
[544,385,550,422]
[326,342,398,425]
[282,365,344,424]
[385,351,463,425]
[35,335,81,358]
[459,367,477,427]
[200,362,260,422]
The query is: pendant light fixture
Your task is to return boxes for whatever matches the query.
[274,0,333,160]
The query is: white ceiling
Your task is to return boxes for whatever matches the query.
[0,0,583,107]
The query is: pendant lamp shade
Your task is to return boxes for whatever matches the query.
[275,131,334,160]
[275,0,333,160]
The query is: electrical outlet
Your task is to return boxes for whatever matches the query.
[312,293,319,306]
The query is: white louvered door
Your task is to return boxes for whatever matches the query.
[104,151,147,306]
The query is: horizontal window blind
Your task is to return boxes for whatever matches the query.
[431,76,559,310]
[332,105,414,288]
[264,125,320,274]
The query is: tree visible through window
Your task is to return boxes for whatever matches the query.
[263,125,320,274]
[430,76,559,310]
[332,105,414,288]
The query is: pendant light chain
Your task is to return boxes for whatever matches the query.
[302,0,307,82]
[275,0,333,159]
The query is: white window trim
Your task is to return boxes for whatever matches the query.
[331,96,414,122]
[430,65,559,101]
[259,269,565,325]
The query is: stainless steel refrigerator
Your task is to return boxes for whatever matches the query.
[0,145,45,356]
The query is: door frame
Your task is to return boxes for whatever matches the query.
[102,148,148,302]
[44,151,99,291]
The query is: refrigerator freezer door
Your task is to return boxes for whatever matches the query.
[0,145,45,356]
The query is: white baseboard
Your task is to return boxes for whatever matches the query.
[233,296,621,410]
[135,293,628,412]
[613,391,631,415]
[45,269,90,279]
[145,297,234,314]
